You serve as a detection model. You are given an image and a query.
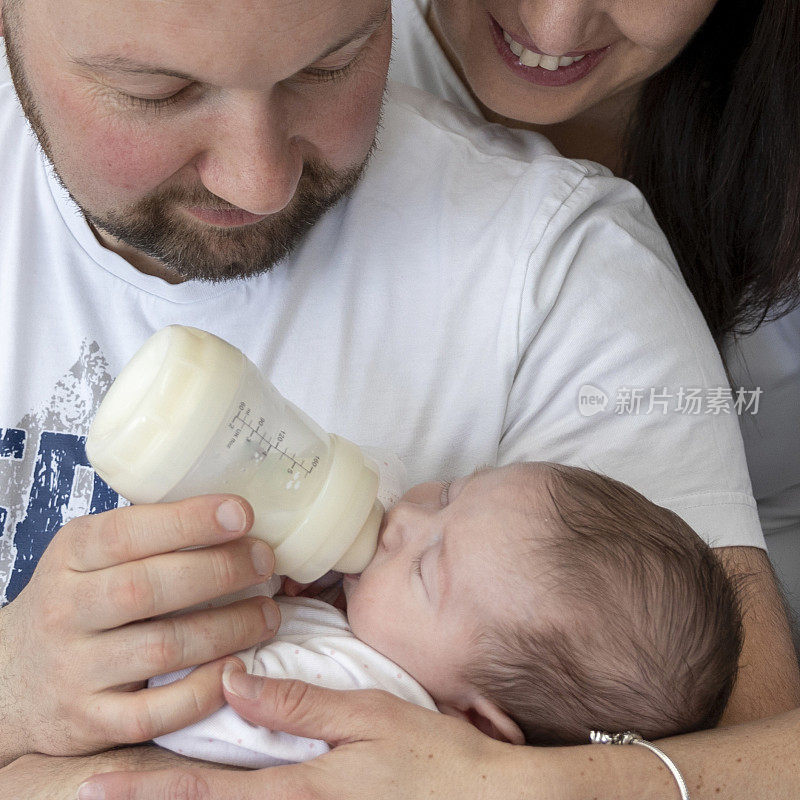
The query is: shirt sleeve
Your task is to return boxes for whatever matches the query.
[500,167,765,550]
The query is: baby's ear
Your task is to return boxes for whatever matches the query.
[438,693,525,745]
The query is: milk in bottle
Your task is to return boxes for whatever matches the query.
[86,325,383,582]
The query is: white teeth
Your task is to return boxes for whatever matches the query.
[520,49,541,67]
[502,28,587,70]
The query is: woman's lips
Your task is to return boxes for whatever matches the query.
[185,206,269,227]
[488,15,610,87]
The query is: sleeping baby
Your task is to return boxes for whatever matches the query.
[151,461,742,766]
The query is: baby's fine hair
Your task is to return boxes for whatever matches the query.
[466,463,742,746]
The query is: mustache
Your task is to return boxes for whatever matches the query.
[137,159,343,216]
[143,184,258,214]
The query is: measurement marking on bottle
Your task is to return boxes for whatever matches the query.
[228,409,313,475]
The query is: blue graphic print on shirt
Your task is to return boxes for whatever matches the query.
[0,340,121,605]
[2,429,119,603]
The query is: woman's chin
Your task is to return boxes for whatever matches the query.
[468,79,591,127]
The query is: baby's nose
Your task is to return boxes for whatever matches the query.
[380,501,430,551]
[378,509,403,551]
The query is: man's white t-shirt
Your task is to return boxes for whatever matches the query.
[388,0,799,610]
[390,0,480,115]
[0,67,764,603]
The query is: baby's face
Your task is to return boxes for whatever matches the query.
[344,463,553,708]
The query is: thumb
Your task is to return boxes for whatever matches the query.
[221,660,402,745]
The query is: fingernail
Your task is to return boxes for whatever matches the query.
[216,499,247,533]
[222,661,238,693]
[262,599,281,632]
[223,661,262,700]
[251,540,274,576]
[77,782,105,800]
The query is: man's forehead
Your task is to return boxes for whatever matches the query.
[33,0,388,84]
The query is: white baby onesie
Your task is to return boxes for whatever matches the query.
[150,454,431,768]
[151,596,437,768]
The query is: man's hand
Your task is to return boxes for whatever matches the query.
[0,495,281,764]
[0,744,244,800]
[78,663,523,800]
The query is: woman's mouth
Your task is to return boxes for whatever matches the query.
[489,15,610,87]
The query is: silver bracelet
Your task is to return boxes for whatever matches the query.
[590,730,689,800]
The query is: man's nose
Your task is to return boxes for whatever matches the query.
[195,98,304,216]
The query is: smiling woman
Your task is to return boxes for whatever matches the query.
[382,0,800,797]
[391,0,800,632]
[393,0,800,345]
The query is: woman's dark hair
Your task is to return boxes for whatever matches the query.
[623,0,800,347]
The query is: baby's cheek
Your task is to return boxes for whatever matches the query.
[345,585,382,644]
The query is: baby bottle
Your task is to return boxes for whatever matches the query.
[86,325,383,583]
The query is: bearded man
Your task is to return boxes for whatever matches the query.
[0,1,796,798]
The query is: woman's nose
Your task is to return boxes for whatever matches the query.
[517,0,599,56]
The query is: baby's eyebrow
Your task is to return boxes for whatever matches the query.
[433,464,491,606]
[436,533,451,608]
[469,464,493,482]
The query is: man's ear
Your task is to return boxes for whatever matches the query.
[438,693,526,745]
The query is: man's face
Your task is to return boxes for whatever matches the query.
[0,0,391,281]
[344,464,554,708]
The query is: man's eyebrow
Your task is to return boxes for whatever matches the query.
[314,4,390,61]
[70,5,390,79]
[69,55,194,81]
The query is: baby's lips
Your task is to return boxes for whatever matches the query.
[282,577,305,596]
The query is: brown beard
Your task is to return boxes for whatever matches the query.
[2,7,376,282]
[83,158,370,282]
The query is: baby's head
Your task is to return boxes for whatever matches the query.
[343,462,741,746]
